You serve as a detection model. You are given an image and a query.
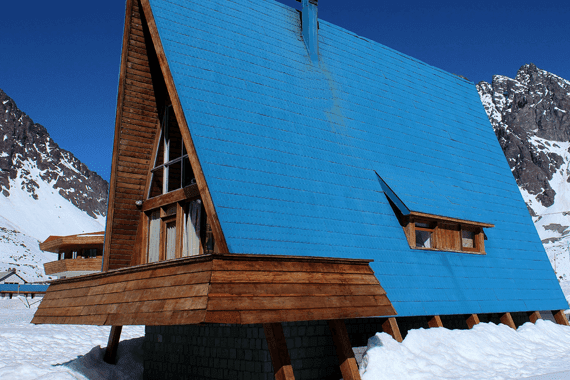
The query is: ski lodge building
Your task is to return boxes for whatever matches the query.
[33,0,569,379]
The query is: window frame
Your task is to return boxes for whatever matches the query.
[403,214,489,255]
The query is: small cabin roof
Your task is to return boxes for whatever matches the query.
[138,0,567,316]
[40,231,105,253]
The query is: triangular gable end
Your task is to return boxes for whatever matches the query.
[103,0,228,271]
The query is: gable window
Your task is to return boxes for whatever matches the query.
[142,104,216,264]
[149,105,195,198]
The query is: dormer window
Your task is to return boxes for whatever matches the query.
[376,173,493,255]
[402,214,490,254]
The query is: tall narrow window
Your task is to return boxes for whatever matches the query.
[148,209,161,263]
[183,200,202,257]
[149,105,194,198]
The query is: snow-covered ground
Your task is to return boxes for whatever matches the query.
[0,298,144,380]
[2,297,570,380]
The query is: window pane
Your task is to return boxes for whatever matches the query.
[416,230,432,248]
[149,168,163,198]
[148,210,161,263]
[462,230,475,248]
[183,199,202,257]
[167,160,182,192]
[416,222,431,229]
[165,221,177,260]
[165,204,177,217]
[154,130,165,167]
[182,157,195,187]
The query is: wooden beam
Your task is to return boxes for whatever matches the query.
[141,184,199,211]
[328,319,361,380]
[409,211,494,228]
[466,314,480,329]
[140,0,229,254]
[527,311,541,324]
[263,323,295,380]
[382,317,403,342]
[103,325,123,364]
[428,315,443,328]
[500,313,516,329]
[552,310,570,326]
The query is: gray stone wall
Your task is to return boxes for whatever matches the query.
[143,321,341,380]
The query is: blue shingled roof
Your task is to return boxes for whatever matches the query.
[148,0,568,316]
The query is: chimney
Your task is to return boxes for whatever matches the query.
[300,0,318,62]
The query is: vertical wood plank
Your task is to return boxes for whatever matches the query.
[500,313,516,329]
[263,323,295,380]
[428,315,443,328]
[103,325,123,364]
[552,310,570,326]
[382,317,403,342]
[527,311,541,324]
[328,320,361,380]
[466,314,480,329]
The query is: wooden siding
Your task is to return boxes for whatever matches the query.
[32,254,395,325]
[44,258,103,276]
[40,232,104,253]
[104,0,166,271]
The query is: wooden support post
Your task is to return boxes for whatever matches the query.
[328,320,361,380]
[466,314,480,329]
[428,315,443,328]
[500,313,516,329]
[103,326,123,364]
[527,311,541,324]
[263,323,295,380]
[552,310,570,326]
[382,317,403,343]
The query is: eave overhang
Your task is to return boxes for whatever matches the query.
[32,253,395,325]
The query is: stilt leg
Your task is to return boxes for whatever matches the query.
[466,314,480,329]
[500,313,516,329]
[103,325,123,364]
[328,319,361,380]
[428,315,443,328]
[552,310,570,326]
[382,317,403,342]
[263,323,295,380]
[527,311,541,324]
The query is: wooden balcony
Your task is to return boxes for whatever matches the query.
[32,253,396,326]
[44,258,103,276]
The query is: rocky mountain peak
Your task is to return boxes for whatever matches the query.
[0,88,108,218]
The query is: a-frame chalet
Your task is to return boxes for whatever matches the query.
[33,0,569,378]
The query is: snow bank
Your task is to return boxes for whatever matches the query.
[0,298,144,380]
[361,320,570,380]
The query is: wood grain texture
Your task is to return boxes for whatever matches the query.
[500,312,516,329]
[527,311,541,324]
[44,258,102,276]
[264,323,296,380]
[104,0,163,271]
[328,319,361,380]
[33,254,395,325]
[466,313,480,329]
[382,317,402,342]
[552,310,570,326]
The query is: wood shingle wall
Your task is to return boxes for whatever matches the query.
[104,0,165,270]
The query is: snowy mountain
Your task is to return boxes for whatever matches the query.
[477,64,570,283]
[0,88,108,281]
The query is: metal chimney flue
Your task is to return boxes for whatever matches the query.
[300,0,318,62]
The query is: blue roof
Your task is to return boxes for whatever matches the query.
[148,0,568,315]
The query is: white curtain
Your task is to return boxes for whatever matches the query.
[183,200,202,257]
[148,209,161,262]
[165,222,177,260]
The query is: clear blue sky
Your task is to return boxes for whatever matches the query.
[1,0,568,182]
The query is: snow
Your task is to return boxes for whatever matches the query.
[361,320,570,380]
[3,297,570,380]
[0,298,144,380]
[0,159,104,242]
